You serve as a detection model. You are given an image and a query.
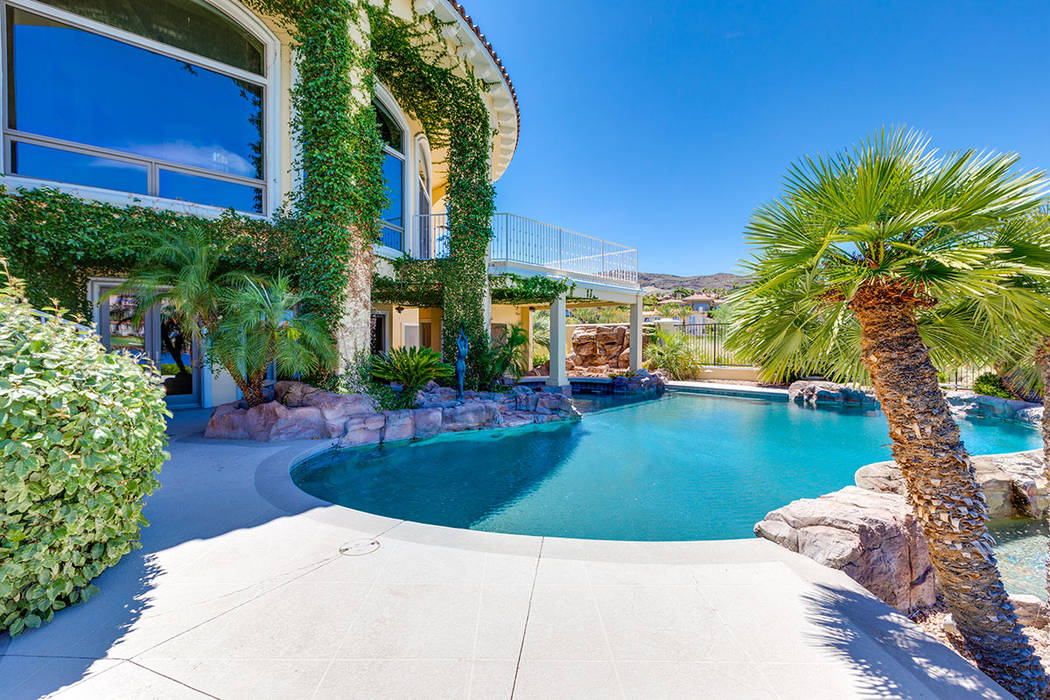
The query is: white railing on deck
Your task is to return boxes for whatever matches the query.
[411,213,638,287]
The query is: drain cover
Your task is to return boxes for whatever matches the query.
[339,539,381,556]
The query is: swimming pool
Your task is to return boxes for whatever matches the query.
[291,391,1041,541]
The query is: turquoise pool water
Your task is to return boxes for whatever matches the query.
[989,519,1048,601]
[291,392,1041,541]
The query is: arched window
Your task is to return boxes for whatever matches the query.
[375,99,405,250]
[3,0,270,213]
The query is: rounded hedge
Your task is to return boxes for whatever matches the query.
[0,268,169,636]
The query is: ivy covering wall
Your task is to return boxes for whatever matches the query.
[0,0,515,378]
[0,187,290,319]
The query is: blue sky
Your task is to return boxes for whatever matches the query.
[465,0,1050,276]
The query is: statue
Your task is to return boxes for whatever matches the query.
[455,329,469,400]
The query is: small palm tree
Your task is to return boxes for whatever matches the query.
[728,129,1050,697]
[208,276,336,407]
[103,227,242,361]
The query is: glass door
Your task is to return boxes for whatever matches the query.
[97,285,200,404]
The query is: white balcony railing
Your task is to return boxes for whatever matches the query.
[411,213,638,288]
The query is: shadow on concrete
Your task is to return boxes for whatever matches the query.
[0,409,329,698]
[802,584,1010,699]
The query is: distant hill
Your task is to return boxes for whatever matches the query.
[638,272,750,294]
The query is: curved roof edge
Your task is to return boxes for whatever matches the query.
[433,0,519,179]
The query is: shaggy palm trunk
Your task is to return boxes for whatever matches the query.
[1038,337,1050,603]
[850,286,1048,698]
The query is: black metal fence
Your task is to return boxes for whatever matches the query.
[674,323,744,366]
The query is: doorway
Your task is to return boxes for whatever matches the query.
[94,282,200,406]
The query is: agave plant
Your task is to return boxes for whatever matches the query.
[727,128,1050,697]
[370,346,453,408]
[208,275,336,407]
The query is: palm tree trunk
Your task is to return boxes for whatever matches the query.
[222,361,259,408]
[850,286,1048,698]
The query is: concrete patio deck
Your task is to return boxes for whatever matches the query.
[0,409,1010,699]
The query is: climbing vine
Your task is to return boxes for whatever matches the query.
[245,0,386,342]
[1,1,501,381]
[0,187,291,318]
[366,4,497,371]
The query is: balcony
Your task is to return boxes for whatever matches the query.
[409,213,639,289]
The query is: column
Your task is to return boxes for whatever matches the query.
[547,292,568,388]
[630,294,644,372]
[521,305,534,371]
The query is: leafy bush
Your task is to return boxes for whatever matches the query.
[0,264,169,637]
[644,327,702,380]
[531,348,550,370]
[973,372,1016,400]
[338,354,400,410]
[371,347,453,408]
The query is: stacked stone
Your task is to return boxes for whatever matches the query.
[204,381,580,443]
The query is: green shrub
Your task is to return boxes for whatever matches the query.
[338,354,401,411]
[0,265,169,637]
[644,327,702,380]
[531,348,550,370]
[370,347,454,408]
[972,372,1016,400]
[474,325,529,391]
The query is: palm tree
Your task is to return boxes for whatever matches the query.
[103,227,266,401]
[727,129,1050,697]
[208,276,336,407]
[103,227,237,358]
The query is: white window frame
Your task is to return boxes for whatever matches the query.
[0,0,282,218]
[414,133,433,259]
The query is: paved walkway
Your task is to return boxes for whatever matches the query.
[0,410,1009,699]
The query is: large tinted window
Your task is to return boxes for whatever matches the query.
[5,6,265,212]
[375,101,404,248]
[40,0,264,74]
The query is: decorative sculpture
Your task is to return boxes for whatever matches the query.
[455,329,469,400]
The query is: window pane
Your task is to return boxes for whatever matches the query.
[381,153,403,227]
[159,169,262,212]
[375,102,403,152]
[8,8,264,180]
[11,141,148,193]
[106,292,147,360]
[159,305,194,396]
[40,0,264,74]
[381,226,402,250]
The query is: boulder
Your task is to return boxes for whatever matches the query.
[239,401,327,442]
[382,410,415,443]
[412,408,443,439]
[204,402,250,439]
[1010,594,1050,629]
[274,380,319,407]
[755,486,936,611]
[338,414,385,448]
[945,390,1042,425]
[856,450,1048,519]
[441,401,501,432]
[787,380,876,407]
